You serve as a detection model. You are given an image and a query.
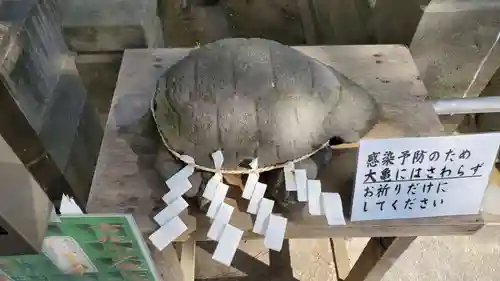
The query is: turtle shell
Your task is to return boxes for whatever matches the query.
[153,38,379,169]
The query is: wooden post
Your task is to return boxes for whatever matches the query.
[330,238,351,281]
[152,245,185,281]
[344,237,416,281]
[180,238,196,281]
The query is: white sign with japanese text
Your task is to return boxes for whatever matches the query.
[351,133,500,221]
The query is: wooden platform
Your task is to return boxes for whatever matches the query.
[87,45,498,281]
[87,44,450,234]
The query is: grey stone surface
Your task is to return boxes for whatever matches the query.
[60,0,163,51]
[0,137,52,256]
[155,38,379,169]
[1,0,103,207]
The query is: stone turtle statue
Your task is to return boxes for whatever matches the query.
[152,38,379,206]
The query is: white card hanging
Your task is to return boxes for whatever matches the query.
[203,150,225,200]
[253,198,274,234]
[165,155,195,189]
[294,169,308,202]
[203,173,222,200]
[207,182,229,218]
[149,216,187,251]
[212,150,224,169]
[307,180,322,215]
[321,193,346,225]
[284,162,297,191]
[242,158,259,199]
[60,194,83,215]
[264,214,287,251]
[162,179,192,204]
[154,197,189,226]
[207,203,234,241]
[212,224,244,266]
[247,182,267,214]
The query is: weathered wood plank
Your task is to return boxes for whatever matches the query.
[330,238,350,281]
[0,137,52,255]
[411,0,500,130]
[344,237,416,281]
[180,238,196,281]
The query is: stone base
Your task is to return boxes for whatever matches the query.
[76,53,122,123]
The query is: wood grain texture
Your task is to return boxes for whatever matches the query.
[89,45,444,240]
[180,238,196,281]
[344,237,416,281]
[331,238,350,281]
[151,245,184,281]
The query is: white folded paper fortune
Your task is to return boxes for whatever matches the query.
[264,214,287,251]
[163,178,192,204]
[307,180,323,215]
[294,169,308,202]
[242,158,259,199]
[207,203,234,241]
[154,197,189,226]
[247,182,267,214]
[149,216,187,251]
[212,224,244,266]
[165,155,195,189]
[253,198,274,235]
[207,182,229,218]
[203,150,224,200]
[321,192,346,225]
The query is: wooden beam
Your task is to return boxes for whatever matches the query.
[180,238,196,281]
[330,238,350,281]
[187,213,486,241]
[344,237,416,281]
[152,245,184,281]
